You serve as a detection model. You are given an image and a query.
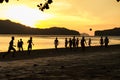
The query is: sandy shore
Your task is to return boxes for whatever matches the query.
[0,45,120,80]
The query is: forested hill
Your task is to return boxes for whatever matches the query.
[0,20,80,35]
[95,27,120,36]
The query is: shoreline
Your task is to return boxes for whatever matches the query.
[0,44,120,61]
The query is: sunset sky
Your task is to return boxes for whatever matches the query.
[0,0,120,35]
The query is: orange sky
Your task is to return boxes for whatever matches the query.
[0,0,120,35]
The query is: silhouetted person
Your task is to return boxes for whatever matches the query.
[3,36,16,58]
[17,40,20,51]
[65,38,68,48]
[27,37,33,54]
[76,38,79,48]
[72,36,76,48]
[88,38,92,47]
[19,39,24,51]
[69,38,72,49]
[54,37,59,49]
[8,36,16,56]
[104,36,109,47]
[100,36,104,46]
[80,36,86,51]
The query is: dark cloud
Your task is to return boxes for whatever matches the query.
[0,0,4,3]
[117,0,120,2]
[0,0,9,3]
[5,0,9,2]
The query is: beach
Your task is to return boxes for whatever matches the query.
[0,45,120,80]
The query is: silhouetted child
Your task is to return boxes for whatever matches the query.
[76,38,79,48]
[3,36,16,58]
[88,38,92,47]
[69,38,72,49]
[19,39,24,51]
[80,36,86,51]
[100,36,104,46]
[17,40,20,51]
[27,37,33,54]
[104,36,109,47]
[65,38,68,48]
[54,37,59,49]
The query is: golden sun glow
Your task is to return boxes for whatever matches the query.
[0,0,120,36]
[6,5,54,28]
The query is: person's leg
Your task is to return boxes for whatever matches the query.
[12,47,16,57]
[22,47,23,51]
[28,47,31,54]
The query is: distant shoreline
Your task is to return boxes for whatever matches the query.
[0,34,81,37]
[1,34,120,37]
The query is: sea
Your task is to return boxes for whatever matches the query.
[0,34,120,52]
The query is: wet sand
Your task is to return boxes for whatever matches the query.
[0,45,120,80]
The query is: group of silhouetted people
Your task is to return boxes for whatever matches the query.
[64,36,88,51]
[67,36,87,50]
[2,36,34,58]
[54,36,109,51]
[54,36,88,51]
[65,36,80,49]
[100,36,109,47]
[2,36,109,58]
[17,39,24,51]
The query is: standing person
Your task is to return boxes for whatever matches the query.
[65,38,68,48]
[88,38,92,47]
[27,37,33,54]
[17,40,20,51]
[3,36,16,58]
[72,36,76,48]
[104,36,109,47]
[54,37,59,49]
[69,38,72,49]
[19,39,24,51]
[76,38,79,48]
[100,36,104,47]
[80,36,87,51]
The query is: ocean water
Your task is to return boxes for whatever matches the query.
[0,34,120,52]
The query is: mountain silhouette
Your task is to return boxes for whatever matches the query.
[0,20,80,35]
[95,27,120,36]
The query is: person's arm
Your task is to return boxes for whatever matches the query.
[32,42,34,46]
